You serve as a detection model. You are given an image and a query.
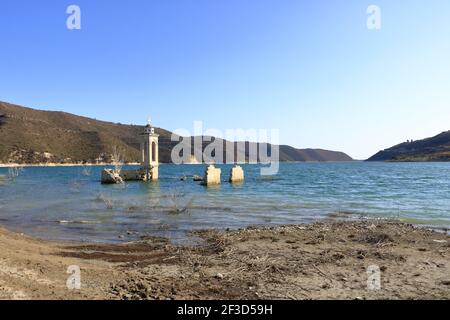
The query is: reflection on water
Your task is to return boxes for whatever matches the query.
[0,162,449,243]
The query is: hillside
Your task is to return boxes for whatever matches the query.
[367,131,450,161]
[277,145,352,162]
[0,101,352,164]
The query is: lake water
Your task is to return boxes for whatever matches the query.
[0,162,449,243]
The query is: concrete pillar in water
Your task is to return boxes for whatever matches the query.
[202,165,221,186]
[229,165,244,183]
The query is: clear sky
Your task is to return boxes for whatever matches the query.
[1,0,449,159]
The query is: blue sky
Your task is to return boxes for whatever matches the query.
[0,0,449,159]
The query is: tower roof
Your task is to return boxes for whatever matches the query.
[141,117,158,136]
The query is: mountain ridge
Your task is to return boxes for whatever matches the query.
[367,131,450,161]
[0,101,353,164]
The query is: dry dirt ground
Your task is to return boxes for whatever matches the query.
[0,220,449,300]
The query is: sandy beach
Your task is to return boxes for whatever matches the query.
[0,220,448,300]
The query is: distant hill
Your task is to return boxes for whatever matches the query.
[367,131,450,161]
[0,101,352,164]
[277,145,351,162]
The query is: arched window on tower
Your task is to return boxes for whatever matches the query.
[152,141,156,162]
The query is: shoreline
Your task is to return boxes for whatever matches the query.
[0,220,448,300]
[0,163,140,168]
[3,160,450,168]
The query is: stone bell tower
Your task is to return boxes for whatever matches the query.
[140,118,159,181]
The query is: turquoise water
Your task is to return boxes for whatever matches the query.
[0,162,449,243]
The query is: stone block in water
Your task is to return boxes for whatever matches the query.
[201,165,221,186]
[229,165,244,183]
[101,169,124,184]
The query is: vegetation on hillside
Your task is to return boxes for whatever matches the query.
[368,131,450,162]
[0,101,352,164]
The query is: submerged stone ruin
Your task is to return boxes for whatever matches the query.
[229,165,244,183]
[201,165,222,186]
[101,120,159,184]
[199,164,245,186]
[101,120,245,186]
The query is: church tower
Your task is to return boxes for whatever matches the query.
[140,119,159,181]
